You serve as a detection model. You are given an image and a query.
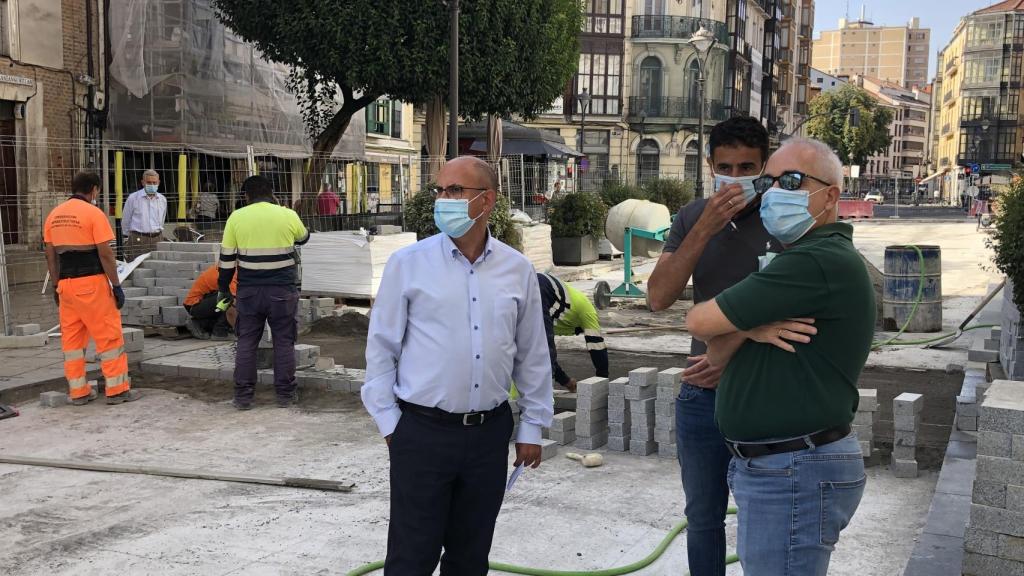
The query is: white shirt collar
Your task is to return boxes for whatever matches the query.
[441,230,495,264]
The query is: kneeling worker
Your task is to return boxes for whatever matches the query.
[538,273,609,393]
[184,263,237,340]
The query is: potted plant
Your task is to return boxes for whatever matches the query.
[991,174,1024,380]
[547,191,607,266]
[642,178,695,214]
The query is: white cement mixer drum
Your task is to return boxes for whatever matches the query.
[605,199,671,258]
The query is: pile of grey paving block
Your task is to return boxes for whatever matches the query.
[892,392,923,478]
[574,377,609,450]
[298,297,337,324]
[545,411,576,446]
[853,388,879,460]
[123,327,145,363]
[963,380,1024,576]
[119,242,217,327]
[627,367,658,456]
[607,377,630,451]
[999,281,1024,380]
[0,323,48,348]
[655,368,683,459]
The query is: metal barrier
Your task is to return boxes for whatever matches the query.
[839,200,875,219]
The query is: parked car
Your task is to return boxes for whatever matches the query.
[863,191,884,204]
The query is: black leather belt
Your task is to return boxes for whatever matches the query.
[725,424,851,459]
[130,231,162,237]
[398,399,508,427]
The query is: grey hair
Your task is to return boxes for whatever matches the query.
[778,137,844,191]
[142,169,160,180]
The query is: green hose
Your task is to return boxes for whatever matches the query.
[345,508,740,576]
[871,245,993,348]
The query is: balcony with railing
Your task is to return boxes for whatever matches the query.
[943,90,954,104]
[625,96,729,124]
[778,48,793,63]
[945,56,959,73]
[940,157,950,166]
[942,122,951,135]
[797,63,810,77]
[631,15,729,45]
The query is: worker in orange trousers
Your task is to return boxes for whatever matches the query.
[43,171,139,406]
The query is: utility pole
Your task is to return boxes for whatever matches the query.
[447,0,460,160]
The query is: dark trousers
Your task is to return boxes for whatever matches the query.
[125,231,160,262]
[233,284,299,403]
[186,292,230,333]
[385,403,513,576]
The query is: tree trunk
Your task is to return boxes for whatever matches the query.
[302,94,379,205]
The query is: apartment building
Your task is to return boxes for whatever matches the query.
[813,15,931,89]
[854,76,932,188]
[932,0,1024,202]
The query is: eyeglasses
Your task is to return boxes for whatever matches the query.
[428,184,490,199]
[752,171,833,195]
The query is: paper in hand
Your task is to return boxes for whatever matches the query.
[506,463,525,491]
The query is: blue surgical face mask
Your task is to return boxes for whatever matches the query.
[144,184,159,195]
[713,173,759,205]
[759,186,829,244]
[434,192,484,239]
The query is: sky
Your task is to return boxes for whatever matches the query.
[813,0,1000,80]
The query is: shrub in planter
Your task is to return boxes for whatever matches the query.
[546,192,608,239]
[598,180,647,208]
[992,174,1024,311]
[643,178,695,214]
[403,189,520,250]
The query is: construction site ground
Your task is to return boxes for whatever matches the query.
[0,220,1003,575]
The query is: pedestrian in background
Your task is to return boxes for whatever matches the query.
[218,175,309,410]
[362,156,552,575]
[121,169,166,261]
[44,171,138,406]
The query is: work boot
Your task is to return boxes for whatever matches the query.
[106,389,143,405]
[71,389,98,406]
[211,327,234,341]
[276,392,298,408]
[232,399,253,411]
[186,319,211,340]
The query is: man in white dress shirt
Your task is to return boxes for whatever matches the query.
[121,169,167,261]
[362,156,553,575]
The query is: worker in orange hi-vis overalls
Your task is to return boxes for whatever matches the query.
[43,171,140,406]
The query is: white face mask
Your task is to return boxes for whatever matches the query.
[713,173,761,205]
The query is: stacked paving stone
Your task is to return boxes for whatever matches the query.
[957,362,988,432]
[1000,281,1024,380]
[574,377,609,450]
[852,388,879,459]
[123,327,145,363]
[0,324,48,348]
[119,242,217,327]
[546,411,576,446]
[963,380,1024,576]
[607,377,630,452]
[627,367,658,456]
[655,368,684,459]
[892,392,923,478]
[297,297,338,324]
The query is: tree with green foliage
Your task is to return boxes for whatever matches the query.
[213,0,583,164]
[992,175,1024,311]
[805,84,893,167]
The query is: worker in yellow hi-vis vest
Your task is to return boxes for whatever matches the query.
[537,273,609,393]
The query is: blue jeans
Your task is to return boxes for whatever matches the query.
[676,384,733,576]
[727,433,866,576]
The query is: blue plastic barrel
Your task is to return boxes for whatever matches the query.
[882,245,942,333]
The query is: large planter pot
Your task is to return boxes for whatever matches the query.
[552,235,599,266]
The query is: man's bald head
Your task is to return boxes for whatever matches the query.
[443,156,499,192]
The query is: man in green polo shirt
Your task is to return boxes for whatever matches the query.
[686,137,875,576]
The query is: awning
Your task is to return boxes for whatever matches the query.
[919,170,946,184]
[470,138,582,158]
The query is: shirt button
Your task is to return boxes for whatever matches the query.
[472,297,477,302]
[474,325,478,330]
[476,354,480,359]
[475,384,480,388]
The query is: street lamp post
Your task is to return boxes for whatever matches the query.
[577,89,591,153]
[447,0,460,160]
[687,26,716,199]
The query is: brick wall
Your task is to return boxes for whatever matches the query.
[1001,280,1024,381]
[965,380,1024,575]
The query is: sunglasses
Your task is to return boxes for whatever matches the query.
[752,171,833,195]
[428,184,490,199]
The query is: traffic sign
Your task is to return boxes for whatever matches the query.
[970,163,981,173]
[981,163,1012,172]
